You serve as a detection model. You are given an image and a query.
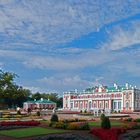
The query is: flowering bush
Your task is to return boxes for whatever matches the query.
[2,115,11,118]
[134,118,140,122]
[67,122,89,130]
[51,121,68,129]
[50,121,89,130]
[59,111,80,114]
[91,128,127,140]
[121,117,132,122]
[61,118,86,123]
[121,123,130,129]
[0,120,40,126]
[67,122,79,130]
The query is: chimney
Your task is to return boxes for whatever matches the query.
[75,89,78,93]
[125,83,129,89]
[114,83,118,89]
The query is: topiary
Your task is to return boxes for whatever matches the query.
[84,109,87,113]
[27,108,31,114]
[101,116,111,129]
[50,113,58,122]
[36,111,40,116]
[17,110,21,115]
[100,113,105,121]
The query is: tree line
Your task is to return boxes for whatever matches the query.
[0,70,63,109]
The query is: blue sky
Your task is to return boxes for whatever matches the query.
[0,0,140,94]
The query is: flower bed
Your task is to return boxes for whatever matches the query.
[90,128,127,140]
[0,120,40,126]
[58,111,80,114]
[50,121,90,130]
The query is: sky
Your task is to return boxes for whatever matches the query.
[0,0,140,94]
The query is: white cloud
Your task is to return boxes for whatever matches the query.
[0,0,140,48]
[23,48,114,70]
[103,21,140,51]
[39,75,93,91]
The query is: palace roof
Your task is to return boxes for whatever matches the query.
[24,98,56,104]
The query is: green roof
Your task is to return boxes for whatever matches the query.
[24,99,56,104]
[84,85,133,94]
[35,99,55,104]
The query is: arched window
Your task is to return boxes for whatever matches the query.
[105,102,108,108]
[89,101,92,109]
[94,103,96,108]
[126,102,129,110]
[126,92,129,99]
[100,102,102,108]
[80,102,83,109]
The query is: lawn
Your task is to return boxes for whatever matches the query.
[0,127,67,138]
[88,121,123,127]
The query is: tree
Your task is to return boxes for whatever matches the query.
[0,70,31,108]
[32,92,41,100]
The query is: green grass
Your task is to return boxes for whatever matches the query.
[88,121,123,127]
[0,127,67,138]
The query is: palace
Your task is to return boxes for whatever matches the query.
[63,83,140,113]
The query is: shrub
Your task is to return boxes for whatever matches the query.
[52,121,67,129]
[27,108,31,114]
[134,118,140,122]
[84,109,87,113]
[15,115,22,118]
[2,115,10,118]
[17,110,21,115]
[127,118,132,122]
[100,113,105,121]
[67,122,79,130]
[36,111,40,116]
[75,118,79,122]
[79,123,89,130]
[50,113,58,122]
[101,116,111,129]
[121,123,130,129]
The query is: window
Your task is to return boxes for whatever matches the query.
[126,102,129,109]
[75,102,78,108]
[126,92,129,99]
[85,103,88,108]
[118,102,121,109]
[71,103,73,109]
[105,102,108,108]
[113,102,117,109]
[89,102,92,109]
[99,102,102,108]
[94,103,96,108]
[80,102,83,109]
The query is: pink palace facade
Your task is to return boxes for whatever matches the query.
[63,83,140,113]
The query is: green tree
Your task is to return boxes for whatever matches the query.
[0,70,31,108]
[31,92,41,100]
